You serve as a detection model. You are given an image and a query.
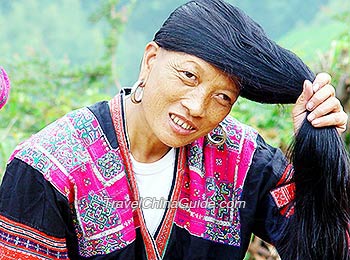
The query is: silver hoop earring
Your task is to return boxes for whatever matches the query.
[131,80,144,104]
[207,124,227,146]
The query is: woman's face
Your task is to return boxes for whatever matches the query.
[138,42,239,148]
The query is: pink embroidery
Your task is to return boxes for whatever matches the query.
[11,108,136,257]
[10,100,260,254]
[175,117,258,246]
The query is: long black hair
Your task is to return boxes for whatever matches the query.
[154,0,350,259]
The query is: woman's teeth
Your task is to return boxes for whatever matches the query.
[170,114,194,130]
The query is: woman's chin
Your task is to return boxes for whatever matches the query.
[160,136,198,148]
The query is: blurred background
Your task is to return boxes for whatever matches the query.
[0,1,349,258]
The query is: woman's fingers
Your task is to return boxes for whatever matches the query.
[306,84,335,111]
[292,73,348,134]
[312,72,331,92]
[307,96,341,122]
[309,110,348,133]
[306,76,348,134]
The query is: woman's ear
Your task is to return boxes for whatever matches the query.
[138,41,160,82]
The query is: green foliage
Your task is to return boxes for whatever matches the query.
[0,55,113,173]
[312,10,350,146]
[228,0,329,39]
[0,0,134,174]
[0,0,349,174]
[0,2,348,259]
[231,98,294,152]
[0,0,105,63]
[270,0,350,149]
[278,0,349,63]
[89,0,137,87]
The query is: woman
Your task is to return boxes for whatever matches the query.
[0,67,10,110]
[0,1,348,259]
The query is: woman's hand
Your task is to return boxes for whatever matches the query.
[292,72,348,134]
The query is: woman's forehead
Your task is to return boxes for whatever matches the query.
[160,49,222,72]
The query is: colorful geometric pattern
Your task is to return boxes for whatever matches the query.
[8,95,262,256]
[175,116,258,246]
[10,107,135,257]
[0,215,68,259]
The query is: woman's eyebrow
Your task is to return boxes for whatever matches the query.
[174,59,202,70]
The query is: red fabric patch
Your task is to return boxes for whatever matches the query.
[270,182,295,209]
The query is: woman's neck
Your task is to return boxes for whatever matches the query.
[125,97,171,163]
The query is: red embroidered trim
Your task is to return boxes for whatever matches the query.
[270,182,295,209]
[0,215,68,259]
[271,164,295,217]
[276,164,293,186]
[1,247,43,260]
[156,148,185,257]
[111,95,158,259]
[280,204,295,218]
[111,94,187,258]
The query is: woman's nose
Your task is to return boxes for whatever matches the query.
[181,89,207,118]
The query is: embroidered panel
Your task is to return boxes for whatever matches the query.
[72,167,135,256]
[270,182,295,218]
[10,107,136,257]
[95,148,126,186]
[271,183,295,209]
[0,215,68,259]
[187,138,205,177]
[175,116,258,246]
[270,164,295,218]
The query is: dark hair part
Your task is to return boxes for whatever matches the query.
[154,1,350,259]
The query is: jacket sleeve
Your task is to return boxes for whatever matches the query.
[0,158,79,259]
[244,134,295,246]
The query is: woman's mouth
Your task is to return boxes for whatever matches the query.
[170,114,196,131]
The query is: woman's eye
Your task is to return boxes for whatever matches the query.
[182,71,196,80]
[217,93,232,103]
